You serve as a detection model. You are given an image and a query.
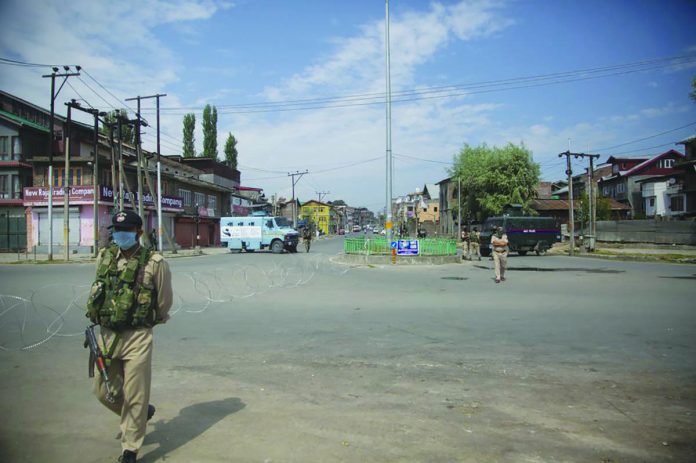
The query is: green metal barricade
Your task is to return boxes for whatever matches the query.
[344,237,456,256]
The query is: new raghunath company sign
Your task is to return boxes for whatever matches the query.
[24,186,184,212]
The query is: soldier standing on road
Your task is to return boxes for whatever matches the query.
[86,210,173,463]
[470,227,481,261]
[461,227,470,260]
[303,221,314,252]
[491,226,508,283]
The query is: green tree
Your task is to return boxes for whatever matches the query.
[224,133,238,169]
[100,109,134,144]
[202,104,218,158]
[182,113,195,158]
[450,142,540,221]
[691,76,696,102]
[596,196,612,221]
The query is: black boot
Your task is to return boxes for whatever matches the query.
[118,450,137,463]
[147,404,156,421]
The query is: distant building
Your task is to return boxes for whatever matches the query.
[300,199,331,235]
[599,150,685,217]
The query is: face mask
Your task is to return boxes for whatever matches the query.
[112,231,138,250]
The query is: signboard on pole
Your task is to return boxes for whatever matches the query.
[396,239,419,256]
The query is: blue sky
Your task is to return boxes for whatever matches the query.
[1,0,695,210]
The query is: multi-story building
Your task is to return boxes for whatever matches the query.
[599,150,685,217]
[0,94,48,250]
[0,89,252,252]
[300,199,331,235]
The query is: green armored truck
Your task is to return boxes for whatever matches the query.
[479,210,561,257]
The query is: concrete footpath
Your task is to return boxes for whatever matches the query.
[0,246,232,265]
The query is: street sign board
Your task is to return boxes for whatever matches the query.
[390,241,398,249]
[396,239,419,256]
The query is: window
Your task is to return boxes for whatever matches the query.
[208,194,217,213]
[12,136,21,159]
[178,188,192,206]
[52,167,83,186]
[434,207,438,212]
[0,174,21,199]
[0,136,8,160]
[12,175,20,199]
[194,192,205,207]
[659,159,674,169]
[649,197,655,207]
[670,195,685,212]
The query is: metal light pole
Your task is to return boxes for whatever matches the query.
[42,66,79,260]
[385,0,394,243]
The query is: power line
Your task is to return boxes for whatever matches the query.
[604,141,680,156]
[393,152,452,165]
[136,54,696,115]
[592,121,696,152]
[0,57,79,68]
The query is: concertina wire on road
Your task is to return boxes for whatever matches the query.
[0,255,351,351]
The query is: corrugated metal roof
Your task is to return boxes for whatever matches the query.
[0,109,49,133]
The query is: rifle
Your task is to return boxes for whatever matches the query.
[84,325,116,403]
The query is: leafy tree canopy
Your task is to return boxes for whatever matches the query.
[100,109,134,144]
[182,113,196,158]
[224,132,238,169]
[450,142,540,221]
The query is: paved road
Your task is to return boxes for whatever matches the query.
[1,238,695,462]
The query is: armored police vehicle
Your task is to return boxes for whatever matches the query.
[479,207,561,257]
[220,215,300,253]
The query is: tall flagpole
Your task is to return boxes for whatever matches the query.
[385,0,393,243]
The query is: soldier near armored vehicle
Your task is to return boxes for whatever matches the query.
[303,221,315,252]
[470,226,481,261]
[85,210,173,463]
[491,226,509,283]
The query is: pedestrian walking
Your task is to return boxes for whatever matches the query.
[491,226,508,283]
[470,227,481,261]
[85,210,173,463]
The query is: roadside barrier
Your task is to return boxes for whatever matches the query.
[344,237,457,256]
[0,255,350,351]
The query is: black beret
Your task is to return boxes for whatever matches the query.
[109,210,143,229]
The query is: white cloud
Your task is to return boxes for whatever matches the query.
[0,0,511,207]
[0,0,229,121]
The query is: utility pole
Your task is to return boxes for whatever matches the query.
[116,110,124,210]
[588,154,598,251]
[124,96,145,222]
[384,0,394,244]
[63,101,72,261]
[67,101,106,257]
[126,93,165,250]
[42,66,80,261]
[288,170,309,228]
[316,191,330,202]
[559,148,600,256]
[457,177,462,242]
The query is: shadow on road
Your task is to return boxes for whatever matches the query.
[473,264,624,274]
[141,397,246,462]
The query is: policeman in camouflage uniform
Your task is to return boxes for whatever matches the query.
[86,210,172,463]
